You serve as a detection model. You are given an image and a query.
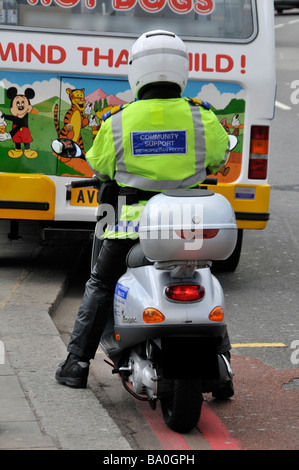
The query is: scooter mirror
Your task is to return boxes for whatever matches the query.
[228,135,238,151]
[51,138,83,158]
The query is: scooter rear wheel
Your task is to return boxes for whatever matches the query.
[160,379,203,433]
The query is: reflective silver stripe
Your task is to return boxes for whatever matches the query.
[132,48,188,61]
[211,146,230,171]
[114,171,205,190]
[111,101,207,190]
[188,101,207,181]
[111,110,127,174]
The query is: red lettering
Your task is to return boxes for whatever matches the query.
[188,52,192,72]
[54,0,80,7]
[194,0,214,14]
[201,53,214,72]
[78,47,93,66]
[112,0,136,10]
[139,0,165,12]
[0,42,17,62]
[27,0,216,15]
[113,0,214,14]
[26,44,46,63]
[194,53,200,72]
[241,55,246,74]
[48,45,66,64]
[114,49,129,68]
[94,48,114,67]
[28,0,96,6]
[169,0,192,14]
[189,52,237,74]
[0,42,65,65]
[85,0,96,7]
[18,43,24,62]
[215,54,234,73]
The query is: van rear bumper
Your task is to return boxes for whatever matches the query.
[199,182,270,229]
[0,173,55,220]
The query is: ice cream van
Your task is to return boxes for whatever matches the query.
[0,0,276,268]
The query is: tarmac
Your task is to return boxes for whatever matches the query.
[0,220,132,450]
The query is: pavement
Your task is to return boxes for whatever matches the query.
[0,220,132,450]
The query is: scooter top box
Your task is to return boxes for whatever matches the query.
[139,189,238,262]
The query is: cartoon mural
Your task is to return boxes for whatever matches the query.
[186,81,245,183]
[0,87,39,159]
[0,72,245,183]
[53,87,90,150]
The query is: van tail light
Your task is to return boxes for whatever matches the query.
[165,284,205,302]
[248,125,269,180]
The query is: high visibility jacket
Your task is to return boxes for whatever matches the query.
[86,97,229,239]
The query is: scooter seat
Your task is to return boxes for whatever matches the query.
[126,243,154,268]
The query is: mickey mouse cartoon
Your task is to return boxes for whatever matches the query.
[0,87,38,159]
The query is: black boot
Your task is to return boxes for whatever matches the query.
[55,353,89,388]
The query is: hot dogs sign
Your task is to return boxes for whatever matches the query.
[27,0,215,15]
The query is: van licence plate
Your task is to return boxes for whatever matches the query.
[70,188,98,207]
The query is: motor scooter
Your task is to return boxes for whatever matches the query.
[52,137,237,433]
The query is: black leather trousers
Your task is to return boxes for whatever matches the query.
[68,238,137,359]
[67,238,231,360]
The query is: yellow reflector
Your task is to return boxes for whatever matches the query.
[143,308,165,324]
[209,306,224,322]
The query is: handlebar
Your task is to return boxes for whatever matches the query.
[201,178,218,185]
[69,177,102,189]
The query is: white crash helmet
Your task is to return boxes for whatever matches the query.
[128,30,189,99]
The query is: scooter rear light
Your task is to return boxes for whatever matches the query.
[143,308,165,324]
[165,285,205,302]
[248,125,269,180]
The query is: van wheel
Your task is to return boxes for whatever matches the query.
[161,379,203,433]
[212,229,243,272]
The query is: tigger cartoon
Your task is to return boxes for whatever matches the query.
[54,88,90,151]
[0,87,38,159]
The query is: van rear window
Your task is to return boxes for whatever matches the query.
[12,0,256,43]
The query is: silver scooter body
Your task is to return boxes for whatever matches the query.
[100,190,237,404]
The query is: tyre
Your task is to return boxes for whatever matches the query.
[160,379,203,433]
[212,228,243,272]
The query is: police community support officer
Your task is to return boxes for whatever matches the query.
[55,30,234,398]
